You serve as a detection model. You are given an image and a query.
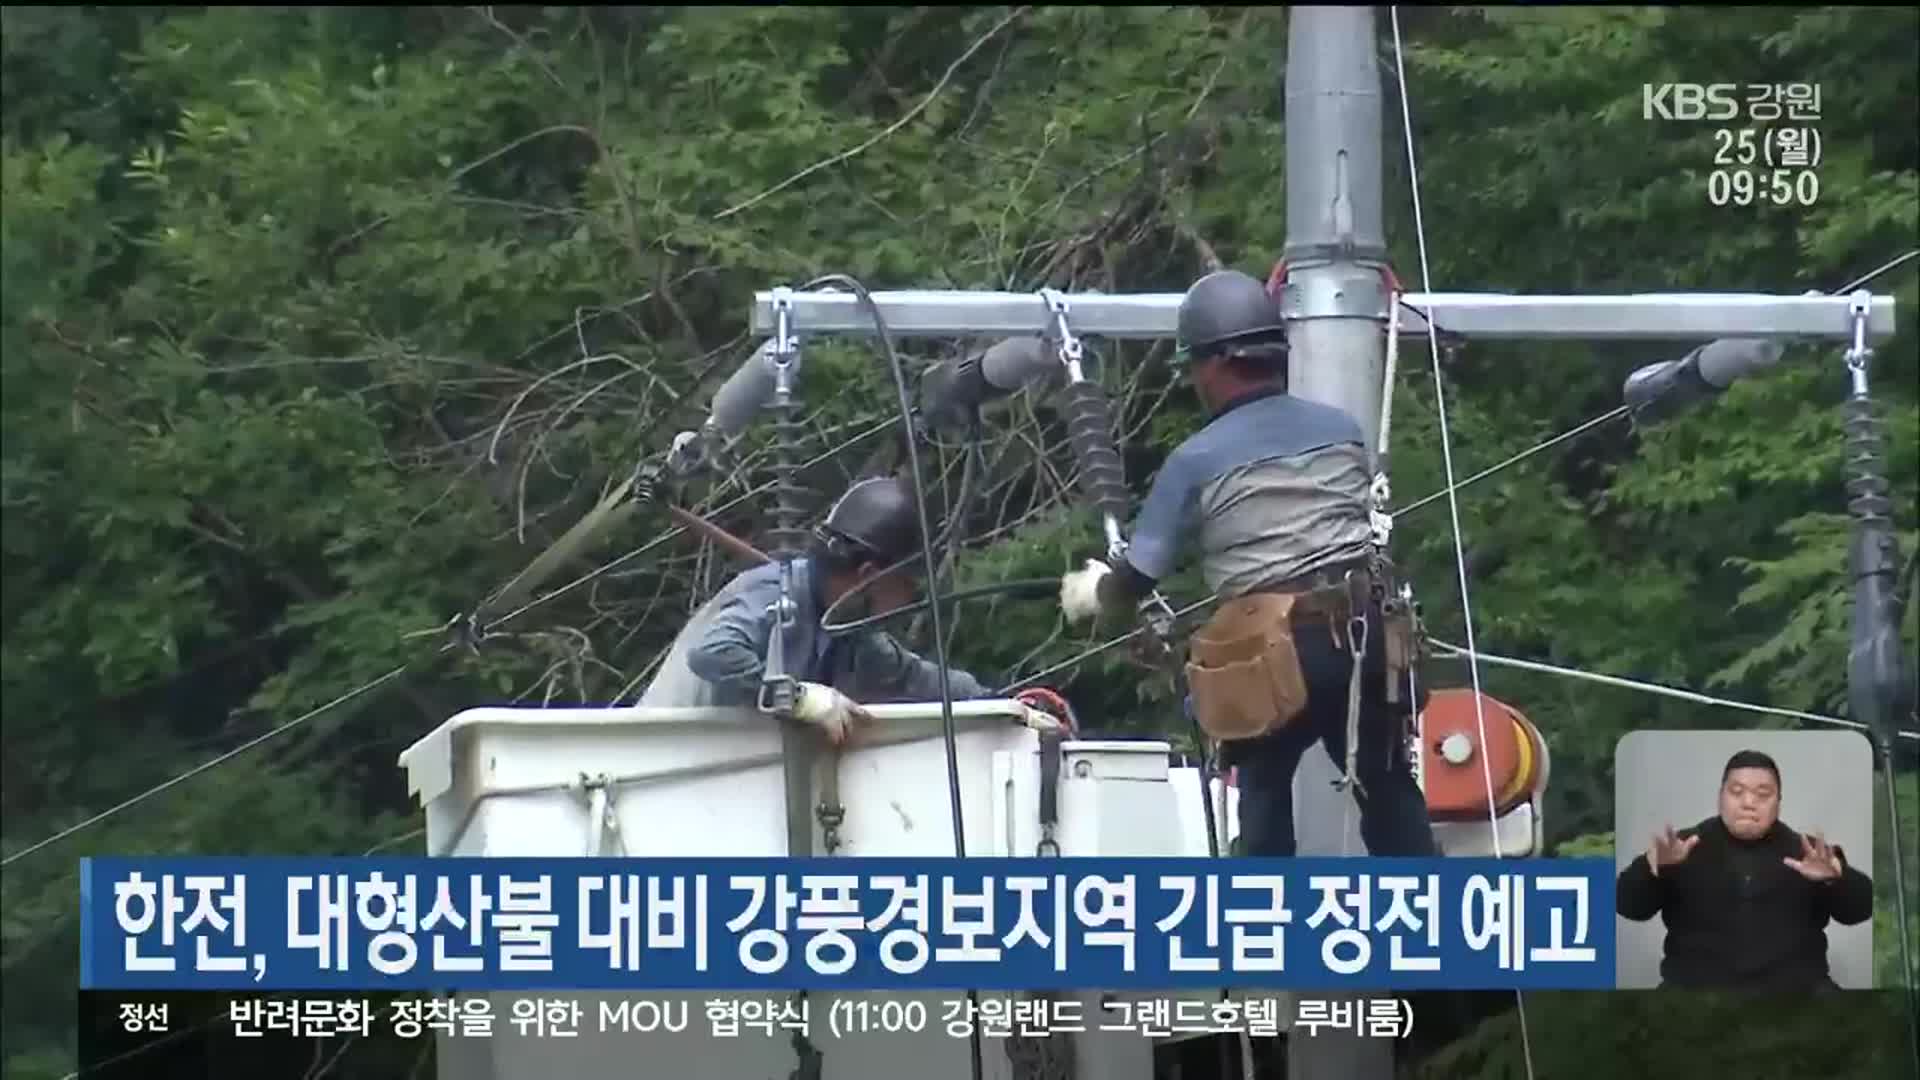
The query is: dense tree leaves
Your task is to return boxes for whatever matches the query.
[2,6,1915,1076]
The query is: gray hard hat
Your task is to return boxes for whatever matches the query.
[1175,269,1289,362]
[819,476,922,565]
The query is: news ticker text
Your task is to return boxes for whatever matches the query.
[107,992,1415,1043]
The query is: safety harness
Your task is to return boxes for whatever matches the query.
[1248,261,1422,794]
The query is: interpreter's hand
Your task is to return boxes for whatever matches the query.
[1784,832,1846,881]
[1647,825,1699,876]
[1059,559,1112,624]
[792,682,875,747]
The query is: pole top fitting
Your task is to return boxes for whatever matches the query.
[1845,289,1874,373]
[1039,288,1085,366]
[1276,263,1392,323]
[770,286,798,357]
[768,287,800,400]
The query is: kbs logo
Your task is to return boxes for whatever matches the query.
[1643,83,1740,121]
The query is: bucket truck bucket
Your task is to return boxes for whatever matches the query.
[397,699,1254,1080]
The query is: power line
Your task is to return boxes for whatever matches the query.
[1390,11,1537,1076]
[486,415,901,630]
[1,663,416,868]
[1835,248,1920,295]
[1426,638,1920,742]
[1396,405,1631,516]
[1393,249,1920,519]
[998,594,1213,694]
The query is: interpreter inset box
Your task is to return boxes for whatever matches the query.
[1613,729,1874,990]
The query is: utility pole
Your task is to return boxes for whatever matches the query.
[1279,9,1398,1080]
[1281,6,1390,446]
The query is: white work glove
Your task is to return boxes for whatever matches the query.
[1059,559,1113,624]
[792,682,871,746]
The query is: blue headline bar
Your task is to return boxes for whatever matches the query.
[81,856,1614,991]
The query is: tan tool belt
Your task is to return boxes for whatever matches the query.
[1185,577,1356,743]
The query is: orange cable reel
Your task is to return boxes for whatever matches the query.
[1418,688,1547,819]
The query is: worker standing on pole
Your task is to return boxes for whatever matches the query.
[638,475,1003,741]
[1057,269,1436,858]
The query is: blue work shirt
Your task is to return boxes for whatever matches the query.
[1125,388,1374,597]
[637,557,993,708]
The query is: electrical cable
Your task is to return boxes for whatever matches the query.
[1,662,418,868]
[1835,248,1920,295]
[821,579,1060,636]
[1395,406,1631,517]
[1425,639,1920,741]
[814,404,989,638]
[487,416,901,631]
[1181,681,1238,1080]
[1392,13,1541,1073]
[1395,249,1920,520]
[998,593,1215,694]
[1836,290,1920,1075]
[802,272,984,1080]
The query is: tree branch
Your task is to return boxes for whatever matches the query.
[713,6,1032,221]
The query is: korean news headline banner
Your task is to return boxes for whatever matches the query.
[82,856,1615,992]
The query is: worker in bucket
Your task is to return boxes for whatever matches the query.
[1056,268,1435,858]
[638,475,1029,744]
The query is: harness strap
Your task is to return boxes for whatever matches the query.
[1336,611,1370,795]
[782,722,815,857]
[1005,727,1075,1080]
[1333,569,1374,795]
[1037,729,1064,856]
[816,748,846,855]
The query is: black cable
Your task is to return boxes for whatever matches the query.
[1184,695,1219,860]
[1875,739,1920,1079]
[1179,689,1242,1078]
[998,594,1217,695]
[804,273,984,1080]
[1833,248,1920,295]
[815,411,989,635]
[1839,336,1920,1070]
[820,578,1060,636]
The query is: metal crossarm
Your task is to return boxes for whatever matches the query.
[752,288,1897,342]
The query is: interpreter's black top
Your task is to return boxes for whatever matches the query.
[1615,816,1874,991]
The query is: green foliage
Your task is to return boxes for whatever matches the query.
[1550,830,1614,858]
[2,7,1916,1077]
[1419,989,1915,1080]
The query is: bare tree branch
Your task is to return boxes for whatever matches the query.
[713,6,1032,221]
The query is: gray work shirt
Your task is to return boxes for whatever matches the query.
[1126,388,1374,598]
[636,557,993,709]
